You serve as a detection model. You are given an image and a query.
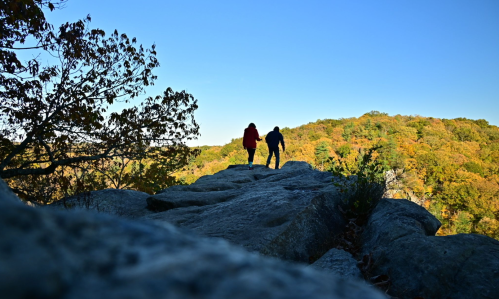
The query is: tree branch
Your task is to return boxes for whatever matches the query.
[0,147,116,179]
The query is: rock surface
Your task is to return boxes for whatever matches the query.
[145,162,346,263]
[309,248,363,279]
[0,181,386,299]
[362,198,499,299]
[49,189,153,219]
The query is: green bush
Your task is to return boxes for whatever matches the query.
[329,145,388,215]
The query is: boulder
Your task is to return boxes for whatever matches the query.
[49,189,153,219]
[144,162,347,263]
[0,182,387,299]
[309,248,363,279]
[361,198,499,299]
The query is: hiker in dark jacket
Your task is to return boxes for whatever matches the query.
[243,123,261,170]
[265,126,285,169]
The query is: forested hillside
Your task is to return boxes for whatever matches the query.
[178,112,499,239]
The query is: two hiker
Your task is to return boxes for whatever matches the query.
[243,123,285,170]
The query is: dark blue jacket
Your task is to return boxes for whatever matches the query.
[265,130,285,150]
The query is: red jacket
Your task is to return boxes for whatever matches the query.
[243,127,261,149]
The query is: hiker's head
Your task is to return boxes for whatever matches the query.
[274,126,279,132]
[248,123,256,128]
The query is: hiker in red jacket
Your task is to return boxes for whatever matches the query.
[242,123,262,170]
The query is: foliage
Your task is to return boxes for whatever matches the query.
[453,211,473,234]
[476,217,499,239]
[1,0,67,74]
[336,144,351,158]
[363,110,388,117]
[314,141,329,171]
[463,161,484,176]
[1,0,200,202]
[342,122,354,141]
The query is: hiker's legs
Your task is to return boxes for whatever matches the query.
[266,147,274,166]
[267,147,279,168]
[247,148,256,167]
[275,148,280,169]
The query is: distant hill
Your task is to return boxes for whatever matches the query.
[177,111,499,239]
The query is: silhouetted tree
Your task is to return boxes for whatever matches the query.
[0,0,200,200]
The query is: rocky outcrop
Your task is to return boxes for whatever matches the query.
[146,164,499,298]
[144,162,346,263]
[4,160,499,299]
[362,198,499,299]
[0,179,386,299]
[48,189,153,219]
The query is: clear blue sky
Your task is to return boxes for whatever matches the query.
[45,0,499,146]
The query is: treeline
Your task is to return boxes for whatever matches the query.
[5,145,199,203]
[177,112,499,240]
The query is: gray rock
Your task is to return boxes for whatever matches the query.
[362,198,499,299]
[361,198,441,252]
[144,161,347,263]
[48,189,153,219]
[309,248,363,279]
[0,186,387,299]
[260,192,345,262]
